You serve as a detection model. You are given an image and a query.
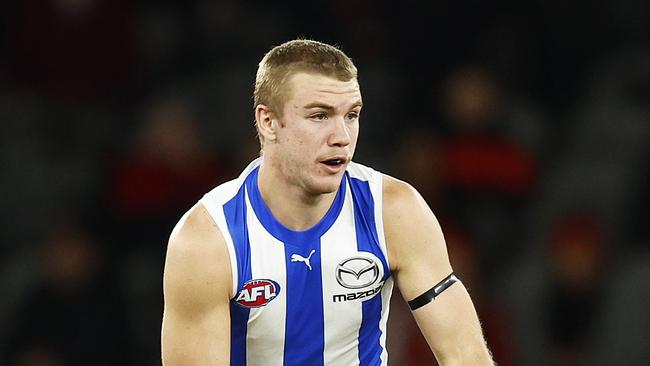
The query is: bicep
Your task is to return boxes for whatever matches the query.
[383,176,452,301]
[161,205,233,365]
[161,298,230,365]
[383,177,492,364]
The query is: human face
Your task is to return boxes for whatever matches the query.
[268,72,362,195]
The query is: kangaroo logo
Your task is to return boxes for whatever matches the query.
[291,249,316,270]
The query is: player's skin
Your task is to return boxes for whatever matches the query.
[161,72,494,365]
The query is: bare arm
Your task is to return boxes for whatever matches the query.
[161,203,232,365]
[383,176,493,366]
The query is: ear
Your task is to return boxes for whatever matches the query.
[255,104,279,143]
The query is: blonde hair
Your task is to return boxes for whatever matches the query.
[254,39,358,116]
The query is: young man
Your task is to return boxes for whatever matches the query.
[161,39,494,365]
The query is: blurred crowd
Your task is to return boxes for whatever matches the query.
[1,1,649,365]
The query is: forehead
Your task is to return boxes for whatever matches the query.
[284,72,361,110]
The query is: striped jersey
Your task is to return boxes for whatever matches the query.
[200,157,393,366]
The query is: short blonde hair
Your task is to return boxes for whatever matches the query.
[254,39,358,116]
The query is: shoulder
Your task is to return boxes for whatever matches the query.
[381,174,436,247]
[164,203,232,308]
[382,174,432,228]
[167,203,226,262]
[382,174,422,210]
[381,174,451,278]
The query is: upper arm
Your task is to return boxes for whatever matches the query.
[161,203,233,366]
[383,176,493,365]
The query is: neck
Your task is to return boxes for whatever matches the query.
[257,159,338,231]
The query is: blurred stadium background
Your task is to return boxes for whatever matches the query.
[1,1,649,365]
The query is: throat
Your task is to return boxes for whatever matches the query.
[256,159,340,231]
[265,189,337,231]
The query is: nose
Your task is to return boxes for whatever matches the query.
[328,117,351,147]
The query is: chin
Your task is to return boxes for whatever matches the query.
[306,175,343,195]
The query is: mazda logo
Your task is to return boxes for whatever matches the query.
[336,257,380,289]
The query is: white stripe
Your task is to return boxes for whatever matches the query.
[198,180,241,298]
[245,189,287,366]
[321,187,362,366]
[369,168,393,366]
[200,157,263,298]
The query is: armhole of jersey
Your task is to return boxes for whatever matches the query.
[371,172,390,270]
[196,158,262,299]
[199,194,239,300]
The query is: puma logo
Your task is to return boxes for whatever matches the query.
[291,249,316,270]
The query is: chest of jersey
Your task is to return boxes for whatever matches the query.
[212,163,393,366]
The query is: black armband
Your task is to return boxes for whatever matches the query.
[407,272,460,310]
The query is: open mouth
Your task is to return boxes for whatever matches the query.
[320,157,347,172]
[322,158,344,166]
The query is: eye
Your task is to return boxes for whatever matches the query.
[346,111,360,121]
[310,112,328,121]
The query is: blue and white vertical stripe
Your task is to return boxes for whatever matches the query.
[200,158,393,366]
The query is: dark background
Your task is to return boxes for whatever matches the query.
[1,1,649,365]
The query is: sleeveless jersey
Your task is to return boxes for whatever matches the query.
[200,158,393,366]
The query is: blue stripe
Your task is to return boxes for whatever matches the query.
[349,175,389,366]
[348,175,389,277]
[243,167,348,366]
[282,240,325,366]
[359,297,383,365]
[223,185,252,366]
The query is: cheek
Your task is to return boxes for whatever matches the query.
[289,130,310,149]
[284,129,318,160]
[348,124,360,145]
[351,125,360,139]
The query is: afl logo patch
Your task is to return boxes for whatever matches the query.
[336,256,380,289]
[235,279,280,308]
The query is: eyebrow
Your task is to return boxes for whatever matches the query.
[303,100,363,110]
